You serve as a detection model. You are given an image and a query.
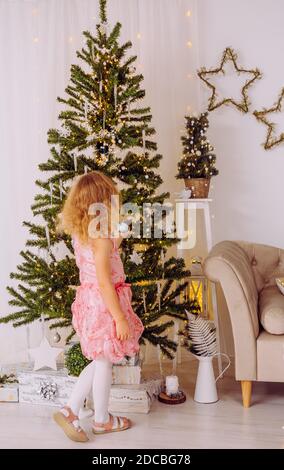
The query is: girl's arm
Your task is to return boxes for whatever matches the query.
[116,235,124,248]
[90,238,130,341]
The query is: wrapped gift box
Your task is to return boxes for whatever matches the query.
[112,364,141,385]
[109,378,163,414]
[115,354,140,367]
[4,362,161,412]
[17,364,77,407]
[0,384,19,402]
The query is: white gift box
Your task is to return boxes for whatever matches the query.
[0,384,19,402]
[4,362,161,413]
[115,354,140,367]
[17,365,76,407]
[112,365,141,385]
[17,362,141,405]
[109,378,163,414]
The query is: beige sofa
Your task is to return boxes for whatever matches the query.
[204,241,284,407]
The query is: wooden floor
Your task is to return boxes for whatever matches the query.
[0,361,283,449]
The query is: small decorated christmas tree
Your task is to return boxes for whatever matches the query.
[176,112,218,198]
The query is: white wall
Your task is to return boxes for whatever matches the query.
[197,0,284,248]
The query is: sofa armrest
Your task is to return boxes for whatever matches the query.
[203,241,259,381]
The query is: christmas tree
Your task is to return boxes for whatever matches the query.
[176,112,218,180]
[1,0,198,359]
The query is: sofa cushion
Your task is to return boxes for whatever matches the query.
[259,286,284,334]
[237,242,284,292]
[257,330,284,381]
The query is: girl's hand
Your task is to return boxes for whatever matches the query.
[116,316,130,341]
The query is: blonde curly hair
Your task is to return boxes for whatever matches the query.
[58,171,119,244]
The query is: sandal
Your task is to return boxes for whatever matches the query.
[53,406,89,442]
[92,413,131,434]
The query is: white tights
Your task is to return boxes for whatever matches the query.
[67,357,112,424]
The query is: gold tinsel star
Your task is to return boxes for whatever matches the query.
[198,47,262,113]
[253,88,284,150]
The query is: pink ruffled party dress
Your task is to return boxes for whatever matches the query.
[71,236,144,363]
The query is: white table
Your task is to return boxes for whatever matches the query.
[176,198,223,376]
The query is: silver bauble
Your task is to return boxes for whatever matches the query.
[53,332,61,343]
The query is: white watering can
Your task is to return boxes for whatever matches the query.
[193,353,230,404]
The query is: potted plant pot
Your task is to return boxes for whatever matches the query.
[184,178,211,198]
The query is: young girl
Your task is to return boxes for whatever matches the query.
[53,171,144,442]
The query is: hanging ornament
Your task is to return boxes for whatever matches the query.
[45,225,50,249]
[142,129,146,155]
[49,182,53,205]
[157,281,161,312]
[53,332,61,344]
[96,141,109,155]
[114,83,117,109]
[103,110,106,130]
[129,250,143,265]
[29,337,63,371]
[59,179,63,200]
[99,80,103,93]
[118,222,129,234]
[86,134,95,143]
[73,155,78,172]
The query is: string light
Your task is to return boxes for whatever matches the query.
[187,73,192,79]
[187,41,193,48]
[33,37,39,43]
[137,32,142,39]
[68,36,74,43]
[186,10,191,17]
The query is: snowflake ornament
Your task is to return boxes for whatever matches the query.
[129,251,143,265]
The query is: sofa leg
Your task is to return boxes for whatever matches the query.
[241,381,252,408]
